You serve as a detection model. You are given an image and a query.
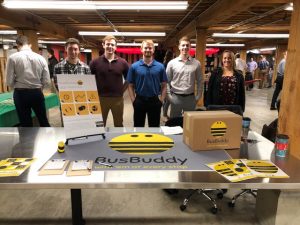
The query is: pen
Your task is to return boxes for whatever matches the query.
[97,162,113,168]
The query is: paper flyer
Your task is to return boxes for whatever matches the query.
[241,159,289,178]
[57,74,105,139]
[0,158,36,177]
[207,159,256,182]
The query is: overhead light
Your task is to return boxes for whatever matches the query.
[3,45,9,50]
[0,30,17,35]
[2,1,188,10]
[191,43,245,47]
[38,40,66,44]
[212,33,289,38]
[285,3,293,11]
[259,47,276,51]
[1,39,15,43]
[118,42,158,46]
[79,31,166,37]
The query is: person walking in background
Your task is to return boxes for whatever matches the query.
[5,35,51,127]
[127,40,167,127]
[247,57,258,77]
[235,53,247,75]
[53,38,91,89]
[89,35,129,127]
[47,48,58,79]
[257,55,269,89]
[162,50,174,121]
[206,50,245,112]
[270,51,287,110]
[166,37,202,118]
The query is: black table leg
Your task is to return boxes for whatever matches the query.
[71,189,85,225]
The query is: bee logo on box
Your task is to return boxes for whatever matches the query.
[210,121,227,137]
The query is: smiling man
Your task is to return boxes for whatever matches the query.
[127,40,167,127]
[53,38,91,89]
[166,36,203,118]
[89,35,129,127]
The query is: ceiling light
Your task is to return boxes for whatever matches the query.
[0,30,17,34]
[285,3,293,11]
[79,31,166,37]
[1,39,15,43]
[191,43,245,47]
[259,47,276,51]
[2,1,188,10]
[38,40,66,44]
[212,33,289,38]
[118,42,158,46]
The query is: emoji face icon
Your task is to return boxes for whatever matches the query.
[75,103,89,115]
[59,91,73,103]
[86,91,100,102]
[210,121,227,137]
[61,104,76,116]
[89,103,101,114]
[74,91,87,102]
[109,133,174,155]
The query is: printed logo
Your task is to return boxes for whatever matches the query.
[210,121,227,137]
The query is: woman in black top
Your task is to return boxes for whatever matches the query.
[206,50,245,112]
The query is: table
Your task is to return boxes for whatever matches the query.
[0,92,59,127]
[0,127,299,225]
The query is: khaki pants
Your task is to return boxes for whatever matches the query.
[99,96,124,127]
[258,69,268,89]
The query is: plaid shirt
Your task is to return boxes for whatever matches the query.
[53,59,91,88]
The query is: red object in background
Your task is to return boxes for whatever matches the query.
[116,47,220,55]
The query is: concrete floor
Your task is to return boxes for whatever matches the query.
[0,86,278,225]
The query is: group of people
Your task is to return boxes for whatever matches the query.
[13,34,290,128]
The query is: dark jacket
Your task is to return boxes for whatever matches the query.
[48,56,58,79]
[206,67,245,112]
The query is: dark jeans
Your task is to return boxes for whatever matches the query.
[271,76,283,108]
[133,95,162,127]
[13,89,50,127]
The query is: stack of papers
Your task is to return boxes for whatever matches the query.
[160,126,183,135]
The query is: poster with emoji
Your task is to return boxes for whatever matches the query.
[57,74,105,139]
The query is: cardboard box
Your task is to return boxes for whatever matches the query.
[183,110,242,151]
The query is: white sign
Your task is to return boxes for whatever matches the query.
[57,74,105,139]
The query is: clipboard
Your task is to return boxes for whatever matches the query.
[39,159,69,175]
[66,160,93,176]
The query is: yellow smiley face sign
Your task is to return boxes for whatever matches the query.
[210,121,227,137]
[108,133,174,155]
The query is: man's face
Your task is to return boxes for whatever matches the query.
[179,40,190,56]
[103,39,116,55]
[141,42,154,58]
[66,43,80,60]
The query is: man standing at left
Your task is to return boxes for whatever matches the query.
[6,35,51,127]
[89,35,129,127]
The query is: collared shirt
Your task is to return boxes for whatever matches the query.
[89,54,129,97]
[6,47,50,89]
[277,58,286,76]
[247,61,258,73]
[235,58,247,72]
[166,56,202,98]
[258,60,269,70]
[127,59,167,97]
[53,59,91,87]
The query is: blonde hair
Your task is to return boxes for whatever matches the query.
[222,50,236,70]
[102,35,117,44]
[178,36,190,45]
[141,40,154,49]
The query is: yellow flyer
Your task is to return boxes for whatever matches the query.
[0,158,36,177]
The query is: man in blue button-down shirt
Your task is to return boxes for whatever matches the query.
[127,40,167,127]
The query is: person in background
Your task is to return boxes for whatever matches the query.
[166,36,202,118]
[206,50,245,112]
[235,53,247,75]
[53,38,91,88]
[47,48,58,79]
[247,57,258,77]
[89,35,129,127]
[127,40,167,127]
[267,56,275,88]
[257,55,269,89]
[5,35,51,127]
[270,51,287,110]
[162,50,174,121]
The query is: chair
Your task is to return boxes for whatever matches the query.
[228,189,257,207]
[165,116,224,214]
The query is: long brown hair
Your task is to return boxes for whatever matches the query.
[222,50,236,70]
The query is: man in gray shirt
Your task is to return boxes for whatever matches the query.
[166,36,202,118]
[270,51,287,110]
[6,35,51,127]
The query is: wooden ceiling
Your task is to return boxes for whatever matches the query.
[0,0,292,49]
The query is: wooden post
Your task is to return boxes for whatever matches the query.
[196,27,207,107]
[17,30,39,53]
[91,48,99,60]
[273,45,287,84]
[240,50,247,63]
[278,0,300,159]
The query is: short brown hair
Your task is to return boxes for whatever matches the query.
[16,35,29,46]
[65,38,80,48]
[102,35,117,44]
[178,36,190,45]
